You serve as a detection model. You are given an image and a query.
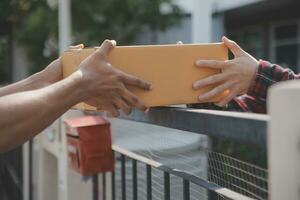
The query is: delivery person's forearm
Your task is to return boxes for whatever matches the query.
[0,72,49,97]
[0,71,84,152]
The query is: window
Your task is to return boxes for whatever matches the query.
[271,22,300,72]
[229,27,264,60]
[228,22,300,73]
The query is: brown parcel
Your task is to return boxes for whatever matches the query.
[62,43,228,111]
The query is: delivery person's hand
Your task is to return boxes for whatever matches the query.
[36,44,84,87]
[77,40,152,117]
[193,36,259,107]
[0,41,150,152]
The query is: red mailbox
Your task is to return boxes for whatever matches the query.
[64,116,114,176]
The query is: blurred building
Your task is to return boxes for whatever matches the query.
[139,0,300,72]
[214,0,300,72]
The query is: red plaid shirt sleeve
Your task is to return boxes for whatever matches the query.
[228,60,300,114]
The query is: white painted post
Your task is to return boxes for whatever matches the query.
[58,0,72,200]
[38,146,59,200]
[58,2,90,200]
[22,142,30,200]
[268,81,300,200]
[191,0,213,43]
[58,0,72,53]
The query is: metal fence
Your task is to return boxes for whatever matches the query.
[93,107,268,200]
[0,146,23,200]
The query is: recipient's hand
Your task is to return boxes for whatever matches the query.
[77,40,152,117]
[193,36,259,107]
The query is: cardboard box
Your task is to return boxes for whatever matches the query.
[62,43,228,110]
[64,116,114,176]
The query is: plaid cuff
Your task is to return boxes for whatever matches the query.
[247,60,277,101]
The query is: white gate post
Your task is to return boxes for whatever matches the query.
[58,0,72,200]
[58,0,72,53]
[268,81,300,200]
[191,0,212,43]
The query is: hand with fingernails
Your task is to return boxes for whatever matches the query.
[77,40,152,117]
[193,36,259,107]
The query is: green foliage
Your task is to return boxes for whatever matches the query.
[71,0,182,46]
[17,2,58,73]
[0,0,23,24]
[0,0,183,74]
[0,0,58,74]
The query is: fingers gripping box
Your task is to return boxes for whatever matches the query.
[62,43,228,110]
[64,116,114,176]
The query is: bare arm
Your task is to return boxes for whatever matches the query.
[0,70,50,97]
[0,45,84,97]
[0,71,83,152]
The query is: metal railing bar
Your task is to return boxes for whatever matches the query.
[92,175,99,200]
[132,159,138,200]
[112,171,115,200]
[29,140,33,200]
[146,164,152,200]
[164,172,171,200]
[121,154,126,200]
[119,107,268,148]
[113,145,254,200]
[183,179,190,200]
[102,173,106,200]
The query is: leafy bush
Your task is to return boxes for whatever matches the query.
[0,0,182,74]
